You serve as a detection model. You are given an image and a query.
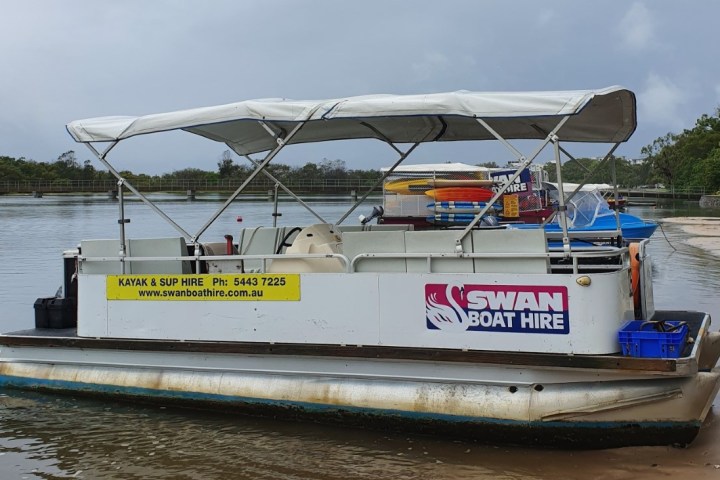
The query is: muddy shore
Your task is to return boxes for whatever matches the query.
[659,217,720,258]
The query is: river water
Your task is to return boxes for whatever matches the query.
[1,194,719,479]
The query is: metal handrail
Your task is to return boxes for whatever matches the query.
[80,245,627,276]
[80,253,351,273]
[349,247,625,273]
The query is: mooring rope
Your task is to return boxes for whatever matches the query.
[658,221,678,251]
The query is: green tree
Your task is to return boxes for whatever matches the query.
[319,158,347,178]
[0,160,24,182]
[295,162,322,182]
[217,150,238,178]
[642,108,720,190]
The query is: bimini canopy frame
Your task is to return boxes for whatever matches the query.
[67,86,637,253]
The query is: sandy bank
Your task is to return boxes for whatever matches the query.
[660,217,720,257]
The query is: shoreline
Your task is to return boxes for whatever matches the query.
[659,217,720,258]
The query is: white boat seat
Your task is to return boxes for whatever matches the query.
[471,229,549,273]
[80,237,191,274]
[237,227,283,272]
[405,230,474,273]
[341,230,407,272]
[79,239,123,274]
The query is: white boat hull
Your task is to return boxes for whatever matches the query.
[2,336,719,448]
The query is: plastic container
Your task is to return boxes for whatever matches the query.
[34,297,77,329]
[618,320,689,358]
[33,297,51,328]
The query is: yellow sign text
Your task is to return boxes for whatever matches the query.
[107,274,300,301]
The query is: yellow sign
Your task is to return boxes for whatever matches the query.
[106,274,300,301]
[503,194,520,218]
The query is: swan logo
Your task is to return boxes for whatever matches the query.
[425,283,569,334]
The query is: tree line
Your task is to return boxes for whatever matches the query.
[0,151,382,186]
[2,107,718,193]
[545,107,720,192]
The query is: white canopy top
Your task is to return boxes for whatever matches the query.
[67,86,636,156]
[381,162,489,172]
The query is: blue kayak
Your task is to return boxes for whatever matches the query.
[427,213,500,226]
[428,201,502,213]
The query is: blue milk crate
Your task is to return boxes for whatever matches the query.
[618,320,689,358]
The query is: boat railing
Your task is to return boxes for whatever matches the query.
[78,253,351,275]
[79,246,627,276]
[348,248,626,274]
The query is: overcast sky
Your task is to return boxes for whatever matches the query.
[1,0,718,175]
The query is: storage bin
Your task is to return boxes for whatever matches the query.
[618,320,688,358]
[34,297,77,329]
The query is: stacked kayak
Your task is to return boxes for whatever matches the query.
[382,173,499,227]
[426,201,501,226]
[384,178,494,195]
[427,213,500,226]
[429,201,502,213]
[425,187,494,202]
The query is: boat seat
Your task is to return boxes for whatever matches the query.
[336,225,365,233]
[80,237,191,274]
[129,238,192,274]
[79,239,123,274]
[471,229,549,273]
[405,230,474,273]
[267,223,343,273]
[341,230,407,272]
[238,227,283,272]
[202,241,242,274]
[366,224,414,231]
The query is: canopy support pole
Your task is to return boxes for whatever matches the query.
[241,119,431,228]
[611,154,622,243]
[551,137,571,255]
[540,142,620,226]
[193,120,308,241]
[454,115,571,252]
[335,122,442,225]
[334,121,439,226]
[529,124,623,233]
[240,154,327,225]
[83,143,193,241]
[117,179,127,274]
[335,141,421,226]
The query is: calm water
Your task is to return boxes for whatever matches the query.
[1,194,720,479]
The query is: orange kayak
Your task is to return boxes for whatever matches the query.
[425,187,494,202]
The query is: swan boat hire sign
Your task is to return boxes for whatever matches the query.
[425,283,569,334]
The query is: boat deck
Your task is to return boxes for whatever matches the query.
[1,311,709,376]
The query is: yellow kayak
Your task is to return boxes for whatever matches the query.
[385,178,494,195]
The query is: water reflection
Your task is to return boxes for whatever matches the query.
[2,387,720,480]
[0,391,520,480]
